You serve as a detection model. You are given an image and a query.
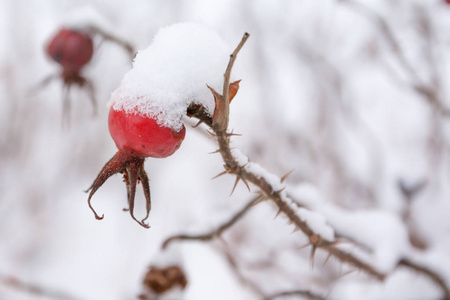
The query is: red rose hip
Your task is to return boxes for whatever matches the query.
[46,28,94,76]
[108,108,186,158]
[87,108,186,228]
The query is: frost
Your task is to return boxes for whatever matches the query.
[110,23,232,131]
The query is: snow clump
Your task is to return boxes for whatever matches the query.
[110,23,231,131]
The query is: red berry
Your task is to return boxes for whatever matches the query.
[108,108,186,158]
[46,28,94,75]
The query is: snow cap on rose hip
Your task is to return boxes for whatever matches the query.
[109,22,235,132]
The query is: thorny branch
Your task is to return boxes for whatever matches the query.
[340,0,450,117]
[176,31,450,298]
[162,195,263,249]
[0,273,81,300]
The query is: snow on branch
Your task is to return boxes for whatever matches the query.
[172,30,450,298]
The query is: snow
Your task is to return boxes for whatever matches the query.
[2,0,450,299]
[290,183,410,273]
[294,206,335,242]
[110,23,231,131]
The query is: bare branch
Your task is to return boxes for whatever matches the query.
[399,258,450,299]
[162,195,262,249]
[87,25,136,59]
[0,273,81,300]
[340,0,450,117]
[223,32,250,103]
[213,32,250,131]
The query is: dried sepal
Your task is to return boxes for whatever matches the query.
[86,150,151,228]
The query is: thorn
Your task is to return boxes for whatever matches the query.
[206,130,216,137]
[310,246,317,270]
[291,226,302,234]
[226,133,242,137]
[274,208,283,218]
[241,176,251,192]
[230,176,240,196]
[208,149,220,154]
[275,186,287,193]
[226,130,242,137]
[323,253,332,266]
[281,169,294,183]
[251,196,267,206]
[212,170,228,180]
[297,243,312,251]
[192,120,203,128]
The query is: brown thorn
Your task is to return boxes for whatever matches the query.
[274,209,283,219]
[226,132,242,137]
[280,169,295,183]
[212,170,228,180]
[240,176,251,192]
[206,130,216,137]
[192,120,203,128]
[208,149,221,154]
[310,246,317,270]
[323,253,333,267]
[230,176,241,196]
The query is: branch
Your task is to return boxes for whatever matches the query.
[340,0,450,117]
[399,258,450,299]
[185,31,450,298]
[162,195,262,249]
[263,290,326,300]
[87,25,136,59]
[0,273,81,300]
[186,32,386,281]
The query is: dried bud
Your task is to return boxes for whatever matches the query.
[142,265,188,294]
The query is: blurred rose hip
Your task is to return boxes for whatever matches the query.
[46,28,94,77]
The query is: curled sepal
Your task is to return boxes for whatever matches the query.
[209,80,241,132]
[86,150,151,228]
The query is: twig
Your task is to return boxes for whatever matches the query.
[223,33,250,103]
[263,290,326,300]
[221,243,266,297]
[399,258,450,300]
[0,273,81,300]
[340,0,450,117]
[162,195,262,249]
[88,25,136,59]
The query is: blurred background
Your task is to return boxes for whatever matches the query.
[1,0,450,299]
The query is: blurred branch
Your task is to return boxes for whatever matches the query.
[88,25,136,60]
[340,0,450,117]
[263,290,325,300]
[162,195,263,249]
[221,244,266,297]
[0,273,81,300]
[399,258,450,299]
